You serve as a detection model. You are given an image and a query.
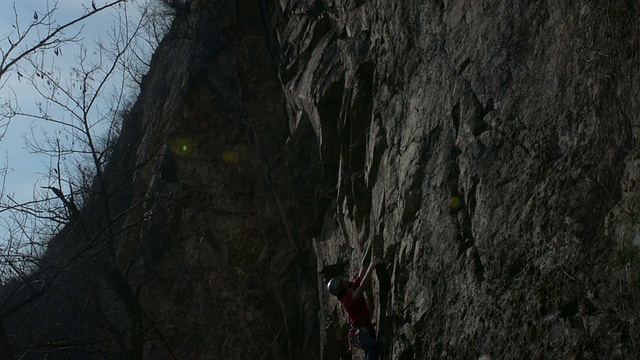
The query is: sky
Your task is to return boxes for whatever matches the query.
[0,1,115,201]
[0,0,155,256]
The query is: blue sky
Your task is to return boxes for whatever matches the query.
[0,1,154,249]
[0,1,119,202]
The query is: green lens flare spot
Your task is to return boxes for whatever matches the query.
[171,136,195,156]
[450,196,461,209]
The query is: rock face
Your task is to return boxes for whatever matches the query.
[278,1,639,359]
[2,0,640,359]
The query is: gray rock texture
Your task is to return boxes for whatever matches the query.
[1,0,639,359]
[279,1,640,359]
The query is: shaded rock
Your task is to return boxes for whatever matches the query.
[2,1,639,359]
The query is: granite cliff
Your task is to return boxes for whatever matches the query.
[1,0,639,359]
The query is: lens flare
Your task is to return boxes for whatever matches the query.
[171,136,196,157]
[450,196,461,209]
[222,151,240,163]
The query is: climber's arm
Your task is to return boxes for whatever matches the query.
[352,258,384,302]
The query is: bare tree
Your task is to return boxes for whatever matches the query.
[0,1,180,358]
[0,0,130,141]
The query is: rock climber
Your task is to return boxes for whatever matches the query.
[327,251,385,360]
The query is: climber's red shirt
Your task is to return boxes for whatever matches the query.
[340,276,372,326]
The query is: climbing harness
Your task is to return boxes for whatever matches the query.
[348,324,376,352]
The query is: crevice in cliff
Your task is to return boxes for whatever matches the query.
[318,79,344,187]
[401,129,434,226]
[451,101,461,139]
[332,60,376,236]
[447,141,484,282]
[349,61,375,229]
[366,113,387,189]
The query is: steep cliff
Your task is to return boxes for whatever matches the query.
[278,1,640,359]
[2,0,639,359]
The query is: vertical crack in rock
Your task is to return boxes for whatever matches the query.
[451,101,461,139]
[366,113,387,189]
[401,127,439,226]
[448,145,484,283]
[350,61,375,229]
[334,60,376,239]
[318,79,344,192]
